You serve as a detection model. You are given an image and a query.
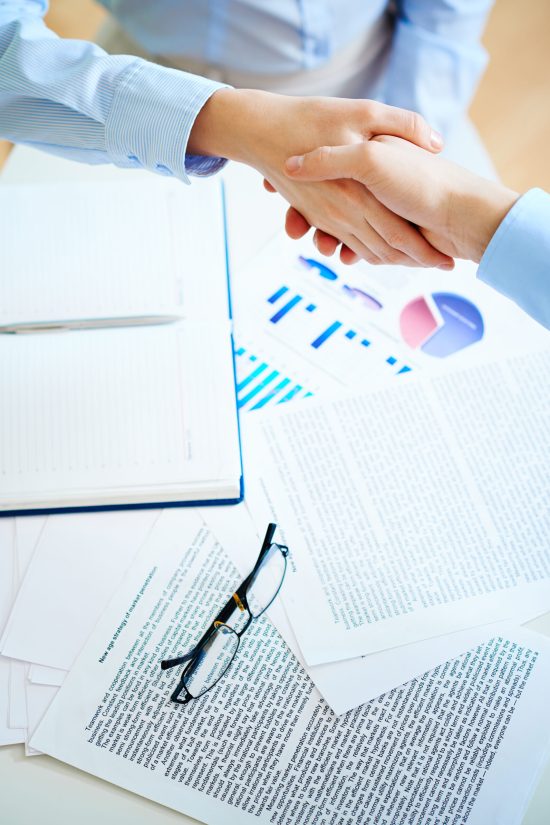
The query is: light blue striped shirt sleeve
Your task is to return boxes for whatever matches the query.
[0,1,228,182]
[478,189,550,331]
[382,0,494,138]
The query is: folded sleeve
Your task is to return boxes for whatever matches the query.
[0,1,228,181]
[381,0,494,137]
[478,189,550,330]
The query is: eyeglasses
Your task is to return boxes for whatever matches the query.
[161,523,289,705]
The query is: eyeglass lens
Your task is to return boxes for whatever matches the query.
[246,542,287,618]
[182,543,286,698]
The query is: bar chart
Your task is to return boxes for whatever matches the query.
[233,344,314,411]
[231,239,423,413]
[266,280,411,376]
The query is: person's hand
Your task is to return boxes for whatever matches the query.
[188,89,454,269]
[283,135,519,264]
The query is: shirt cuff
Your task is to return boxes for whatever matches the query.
[478,188,550,330]
[105,59,229,183]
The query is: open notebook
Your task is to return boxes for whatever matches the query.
[0,178,243,514]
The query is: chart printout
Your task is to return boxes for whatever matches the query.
[229,233,548,413]
[32,510,550,825]
[245,349,550,665]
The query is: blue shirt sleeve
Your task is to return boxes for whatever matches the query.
[478,189,550,331]
[0,1,228,181]
[381,0,494,137]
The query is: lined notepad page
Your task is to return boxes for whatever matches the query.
[0,179,229,325]
[0,323,240,507]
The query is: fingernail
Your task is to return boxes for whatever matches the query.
[430,130,444,151]
[437,262,454,271]
[285,155,304,173]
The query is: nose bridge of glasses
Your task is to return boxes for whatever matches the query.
[222,599,252,636]
[233,591,246,612]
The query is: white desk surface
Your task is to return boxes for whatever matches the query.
[1,141,549,825]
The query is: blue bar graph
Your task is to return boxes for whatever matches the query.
[278,384,303,403]
[312,321,342,349]
[270,295,302,323]
[238,370,280,408]
[268,286,289,304]
[236,362,267,392]
[251,377,292,410]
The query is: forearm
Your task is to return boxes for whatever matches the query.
[0,1,227,180]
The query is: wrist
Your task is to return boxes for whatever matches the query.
[187,87,288,167]
[452,180,519,263]
[188,90,362,177]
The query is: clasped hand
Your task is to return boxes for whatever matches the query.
[189,89,517,269]
[189,89,453,268]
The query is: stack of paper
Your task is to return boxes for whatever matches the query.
[1,165,550,825]
[0,511,159,752]
[16,509,550,825]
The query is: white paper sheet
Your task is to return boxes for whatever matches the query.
[7,663,27,732]
[27,665,66,688]
[14,517,45,577]
[205,504,540,715]
[0,510,160,670]
[6,516,48,733]
[0,518,25,745]
[244,348,550,665]
[31,510,550,825]
[0,319,241,510]
[25,682,59,757]
[0,520,16,630]
[0,657,25,746]
[0,179,230,325]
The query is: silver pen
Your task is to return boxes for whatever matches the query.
[0,314,182,334]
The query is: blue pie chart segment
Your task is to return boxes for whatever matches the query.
[420,293,484,358]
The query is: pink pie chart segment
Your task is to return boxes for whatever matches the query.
[399,296,438,349]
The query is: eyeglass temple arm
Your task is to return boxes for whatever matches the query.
[160,524,278,672]
[239,522,279,591]
[161,649,198,671]
[254,523,277,567]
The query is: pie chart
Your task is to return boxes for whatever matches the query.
[399,293,484,358]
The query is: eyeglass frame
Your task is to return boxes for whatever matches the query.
[160,523,289,705]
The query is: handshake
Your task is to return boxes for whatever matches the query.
[190,89,518,270]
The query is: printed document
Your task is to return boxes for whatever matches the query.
[32,510,550,825]
[228,230,548,414]
[206,504,536,716]
[245,348,550,664]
